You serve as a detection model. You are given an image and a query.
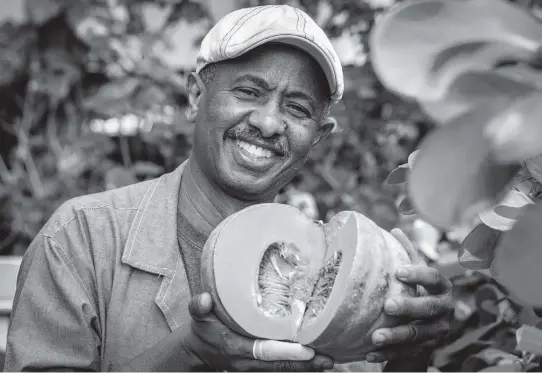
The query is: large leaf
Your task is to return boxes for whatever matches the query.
[419,68,535,124]
[408,101,520,229]
[459,224,501,270]
[485,90,542,163]
[369,0,542,103]
[525,154,542,183]
[492,202,542,309]
[478,189,534,231]
[385,164,408,185]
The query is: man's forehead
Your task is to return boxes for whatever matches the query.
[217,44,330,98]
[229,43,322,72]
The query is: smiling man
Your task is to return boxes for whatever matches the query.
[4,4,453,372]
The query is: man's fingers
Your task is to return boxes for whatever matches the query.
[371,320,450,347]
[395,265,452,294]
[390,228,423,265]
[188,292,213,321]
[384,295,454,319]
[232,354,334,372]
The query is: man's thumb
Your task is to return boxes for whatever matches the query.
[188,292,213,321]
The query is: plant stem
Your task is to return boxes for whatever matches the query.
[0,154,13,184]
[24,150,44,199]
[47,101,63,157]
[120,136,132,167]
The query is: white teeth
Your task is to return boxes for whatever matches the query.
[236,140,274,158]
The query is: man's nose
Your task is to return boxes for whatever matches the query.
[248,103,286,138]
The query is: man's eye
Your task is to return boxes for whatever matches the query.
[236,88,259,97]
[288,104,310,117]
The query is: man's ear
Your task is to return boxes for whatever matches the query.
[187,72,206,122]
[312,116,337,146]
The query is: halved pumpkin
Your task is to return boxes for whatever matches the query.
[201,203,419,363]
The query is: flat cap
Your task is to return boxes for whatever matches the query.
[196,5,344,103]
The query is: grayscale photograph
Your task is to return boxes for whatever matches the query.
[0,0,541,371]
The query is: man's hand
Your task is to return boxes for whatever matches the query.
[366,229,454,365]
[185,292,334,372]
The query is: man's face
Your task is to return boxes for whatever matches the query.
[188,44,335,200]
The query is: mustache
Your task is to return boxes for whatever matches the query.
[226,127,290,157]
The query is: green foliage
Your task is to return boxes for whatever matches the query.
[373,0,542,370]
[0,0,212,255]
[373,0,542,309]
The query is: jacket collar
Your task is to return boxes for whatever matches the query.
[121,160,192,331]
[121,160,188,277]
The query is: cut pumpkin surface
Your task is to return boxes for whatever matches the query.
[201,203,418,362]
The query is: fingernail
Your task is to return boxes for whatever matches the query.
[320,360,334,370]
[296,345,315,360]
[385,299,398,314]
[198,294,206,308]
[373,332,386,345]
[397,267,410,278]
